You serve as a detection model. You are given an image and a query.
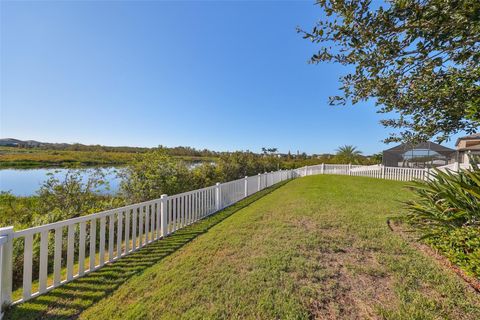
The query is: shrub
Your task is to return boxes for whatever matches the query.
[424,226,480,276]
[33,169,118,224]
[405,156,480,276]
[119,148,192,203]
[405,159,480,237]
[3,169,120,287]
[0,192,37,228]
[190,162,218,189]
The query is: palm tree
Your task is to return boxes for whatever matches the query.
[335,145,363,164]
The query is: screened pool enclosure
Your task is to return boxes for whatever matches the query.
[382,142,455,168]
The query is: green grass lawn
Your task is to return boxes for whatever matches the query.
[6,176,480,319]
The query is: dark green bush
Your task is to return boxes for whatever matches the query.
[405,156,480,277]
[424,226,480,276]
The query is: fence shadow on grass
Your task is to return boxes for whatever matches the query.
[5,181,290,320]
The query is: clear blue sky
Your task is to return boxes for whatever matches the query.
[0,1,463,155]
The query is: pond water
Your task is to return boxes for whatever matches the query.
[0,162,206,197]
[0,167,122,196]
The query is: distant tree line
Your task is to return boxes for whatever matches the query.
[5,142,382,165]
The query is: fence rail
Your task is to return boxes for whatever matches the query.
[0,169,297,315]
[0,162,467,315]
[299,163,466,181]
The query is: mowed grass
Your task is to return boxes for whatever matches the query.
[7,176,480,319]
[5,181,289,319]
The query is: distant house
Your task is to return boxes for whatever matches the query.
[383,141,455,168]
[455,133,480,164]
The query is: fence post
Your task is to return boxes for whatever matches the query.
[215,183,221,211]
[0,226,14,314]
[244,176,248,198]
[454,161,459,172]
[257,173,261,191]
[381,165,386,179]
[304,166,308,177]
[160,195,168,237]
[321,163,324,174]
[348,164,352,176]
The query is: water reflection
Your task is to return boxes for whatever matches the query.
[0,167,121,196]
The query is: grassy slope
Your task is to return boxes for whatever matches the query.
[5,182,289,319]
[7,176,480,319]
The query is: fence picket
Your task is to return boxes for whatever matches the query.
[150,205,155,240]
[172,198,177,232]
[99,216,106,266]
[38,230,48,293]
[22,234,33,300]
[180,197,184,228]
[156,202,161,239]
[66,225,75,281]
[125,210,130,253]
[89,219,96,271]
[132,209,137,251]
[117,212,123,257]
[145,206,150,244]
[139,207,144,247]
[53,227,62,286]
[78,222,86,276]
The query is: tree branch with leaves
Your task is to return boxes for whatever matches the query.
[299,0,480,143]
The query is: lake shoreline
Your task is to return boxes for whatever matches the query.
[0,161,128,170]
[0,167,123,196]
[0,160,210,196]
[0,158,211,170]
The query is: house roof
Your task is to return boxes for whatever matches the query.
[455,133,480,146]
[458,144,480,151]
[383,141,455,154]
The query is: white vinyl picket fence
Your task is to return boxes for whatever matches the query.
[0,162,466,316]
[299,163,456,181]
[0,169,298,317]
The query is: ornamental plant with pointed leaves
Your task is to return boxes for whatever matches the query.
[405,156,480,275]
[299,0,480,143]
[405,157,479,237]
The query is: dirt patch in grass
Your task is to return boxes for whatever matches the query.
[11,176,480,320]
[287,213,396,319]
[301,244,396,319]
